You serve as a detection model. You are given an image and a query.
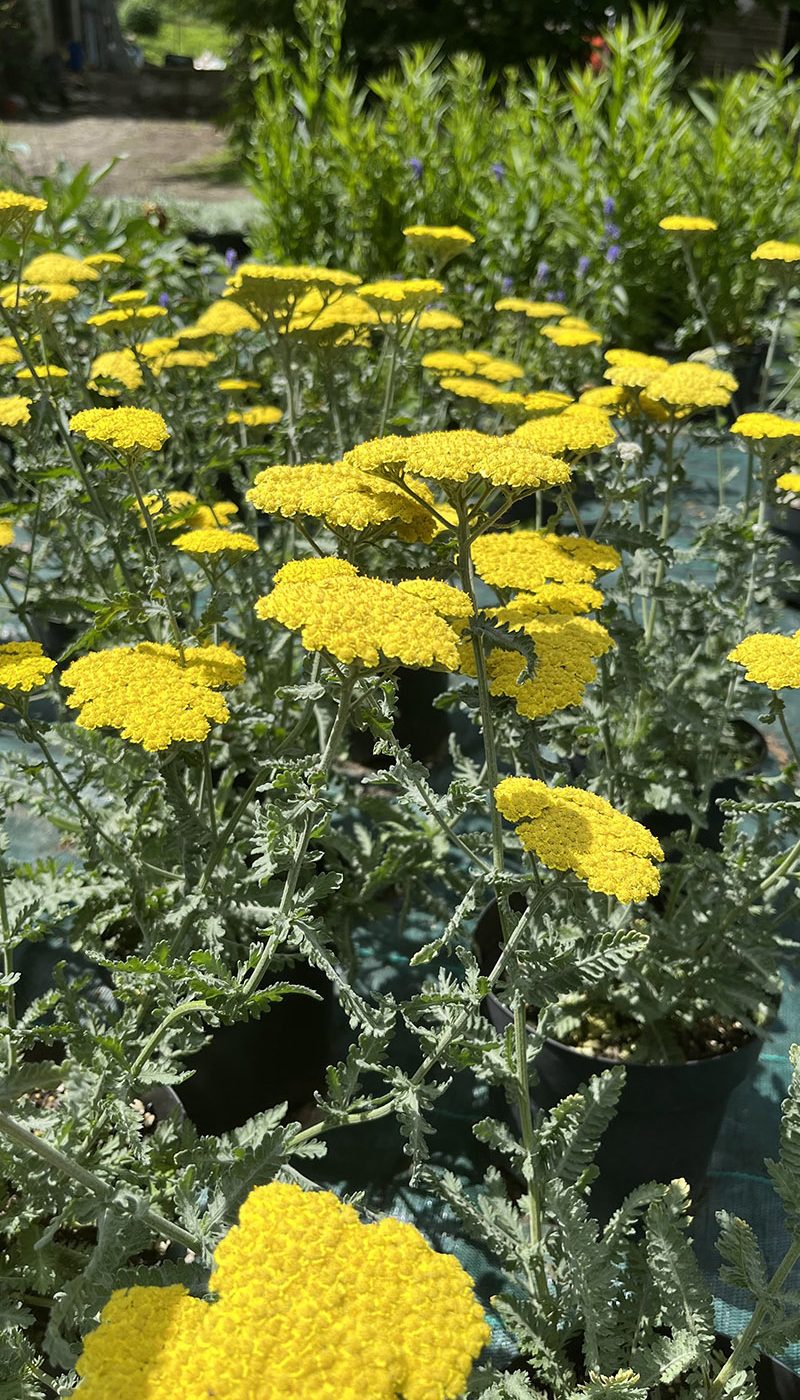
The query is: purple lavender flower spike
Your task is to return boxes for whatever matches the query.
[606,244,621,265]
[158,291,170,308]
[501,275,514,293]
[535,260,550,284]
[577,255,591,277]
[604,222,620,241]
[491,162,505,182]
[408,157,423,179]
[603,196,616,216]
[225,247,238,270]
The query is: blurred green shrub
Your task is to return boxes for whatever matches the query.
[119,0,162,37]
[231,0,800,348]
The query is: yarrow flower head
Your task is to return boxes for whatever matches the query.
[136,492,237,531]
[226,263,360,315]
[0,641,55,692]
[61,642,245,750]
[75,1181,489,1400]
[658,215,717,234]
[540,322,602,348]
[422,350,523,383]
[728,630,800,690]
[69,407,170,454]
[24,251,99,284]
[0,190,47,237]
[0,396,32,429]
[256,557,464,670]
[495,776,664,902]
[514,405,616,454]
[643,362,737,412]
[247,461,436,542]
[730,412,800,441]
[752,240,800,264]
[461,612,612,719]
[494,298,567,319]
[358,278,445,313]
[604,349,670,391]
[402,225,475,262]
[173,527,258,556]
[89,349,144,395]
[342,430,567,492]
[471,530,620,591]
[0,522,13,547]
[178,299,259,339]
[87,305,167,332]
[225,405,283,429]
[777,472,800,493]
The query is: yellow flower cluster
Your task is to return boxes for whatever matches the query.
[540,322,602,348]
[0,641,56,692]
[226,263,360,315]
[16,365,68,381]
[151,349,217,374]
[752,240,800,263]
[137,491,237,530]
[731,412,800,441]
[217,378,259,392]
[728,630,800,689]
[226,406,283,428]
[0,396,32,428]
[88,306,167,332]
[173,527,258,556]
[108,289,148,305]
[644,362,737,412]
[0,190,47,236]
[417,308,463,332]
[89,349,144,395]
[514,406,616,454]
[658,215,717,233]
[69,407,170,453]
[494,298,567,319]
[777,472,800,493]
[0,522,14,548]
[1,280,78,307]
[358,278,446,312]
[286,288,379,339]
[603,349,669,391]
[75,1182,489,1400]
[256,557,463,669]
[422,350,523,382]
[579,385,628,411]
[403,224,475,258]
[0,337,19,367]
[343,429,566,491]
[495,776,664,902]
[247,461,436,542]
[61,642,245,750]
[438,376,529,411]
[471,530,620,590]
[524,390,574,413]
[24,252,98,284]
[179,299,259,339]
[463,613,612,719]
[83,251,125,268]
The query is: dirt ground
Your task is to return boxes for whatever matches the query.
[3,115,251,204]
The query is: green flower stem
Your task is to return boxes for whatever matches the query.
[377,324,400,436]
[0,1106,199,1254]
[777,698,800,772]
[0,859,16,1069]
[22,716,126,863]
[382,731,492,874]
[128,998,210,1082]
[242,666,355,998]
[198,654,324,893]
[454,496,506,885]
[289,893,550,1140]
[681,240,720,361]
[318,348,346,459]
[761,831,800,895]
[125,456,185,657]
[643,421,677,646]
[709,1237,800,1397]
[200,739,218,839]
[513,993,550,1305]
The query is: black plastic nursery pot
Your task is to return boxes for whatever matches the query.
[349,666,450,768]
[476,903,765,1220]
[756,1352,800,1399]
[177,961,332,1135]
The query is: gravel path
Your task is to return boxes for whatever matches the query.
[3,115,251,204]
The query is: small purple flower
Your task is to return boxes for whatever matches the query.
[408,157,423,179]
[604,221,620,241]
[606,244,621,265]
[224,247,238,270]
[158,291,170,308]
[577,254,591,277]
[491,161,505,182]
[463,282,475,294]
[603,195,616,216]
[501,275,514,293]
[535,260,550,285]
[553,289,566,302]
